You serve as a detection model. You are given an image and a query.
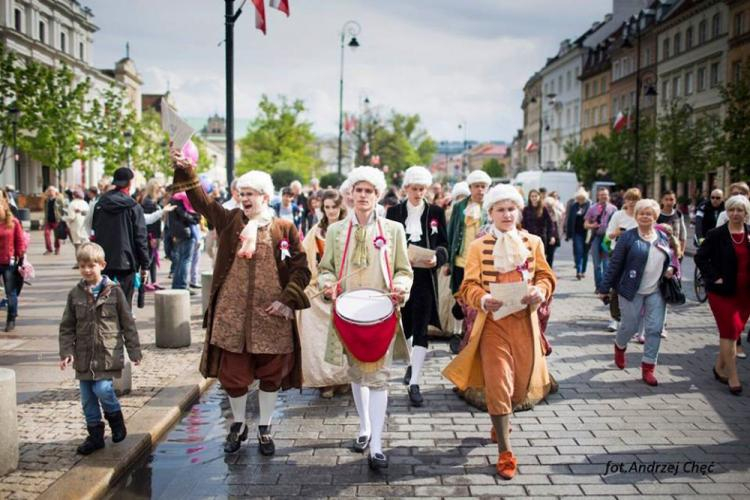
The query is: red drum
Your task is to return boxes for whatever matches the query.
[333,289,397,363]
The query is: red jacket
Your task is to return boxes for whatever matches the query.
[0,219,26,265]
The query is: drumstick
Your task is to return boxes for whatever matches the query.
[309,267,366,300]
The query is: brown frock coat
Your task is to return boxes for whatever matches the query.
[173,167,311,388]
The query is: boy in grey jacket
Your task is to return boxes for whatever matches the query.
[59,242,142,455]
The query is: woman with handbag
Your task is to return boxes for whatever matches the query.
[597,199,678,387]
[695,195,750,395]
[0,192,26,331]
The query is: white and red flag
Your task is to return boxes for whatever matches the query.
[270,0,290,16]
[251,0,266,34]
[525,139,537,153]
[613,111,628,132]
[344,114,357,134]
[371,155,380,166]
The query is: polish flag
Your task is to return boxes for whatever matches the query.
[270,0,290,16]
[525,139,537,153]
[344,114,357,133]
[371,155,380,166]
[613,111,627,132]
[251,0,266,34]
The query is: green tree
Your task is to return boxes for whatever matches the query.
[271,168,298,190]
[130,109,170,178]
[237,95,321,181]
[481,158,505,178]
[83,84,139,174]
[190,134,214,174]
[718,61,750,180]
[319,172,345,189]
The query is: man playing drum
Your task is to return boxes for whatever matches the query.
[386,166,449,407]
[319,166,413,470]
[170,150,311,457]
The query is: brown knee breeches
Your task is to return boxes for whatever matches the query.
[218,350,294,397]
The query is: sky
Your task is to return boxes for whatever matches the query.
[85,0,612,143]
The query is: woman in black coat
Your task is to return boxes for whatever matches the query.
[386,166,448,407]
[521,190,556,259]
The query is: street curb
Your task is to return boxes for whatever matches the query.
[37,369,215,500]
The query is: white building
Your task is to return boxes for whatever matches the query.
[0,0,141,194]
[537,0,651,169]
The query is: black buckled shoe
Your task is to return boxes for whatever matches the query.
[408,385,424,407]
[77,422,105,455]
[104,410,127,443]
[4,320,15,332]
[223,422,248,453]
[402,366,412,385]
[352,434,370,453]
[449,334,463,355]
[368,452,388,470]
[257,425,275,456]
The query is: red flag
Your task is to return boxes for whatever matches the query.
[344,114,357,134]
[270,0,290,16]
[613,111,627,132]
[251,0,266,34]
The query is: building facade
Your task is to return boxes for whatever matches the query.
[580,41,613,144]
[727,0,750,82]
[520,72,542,171]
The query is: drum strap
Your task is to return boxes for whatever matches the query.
[337,219,393,294]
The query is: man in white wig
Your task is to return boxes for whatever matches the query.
[170,152,311,457]
[319,166,413,470]
[386,166,448,407]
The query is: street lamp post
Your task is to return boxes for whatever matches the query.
[458,121,468,174]
[337,20,361,177]
[530,93,555,170]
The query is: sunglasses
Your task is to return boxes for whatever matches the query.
[711,196,722,200]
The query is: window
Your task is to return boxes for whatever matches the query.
[574,104,579,123]
[38,21,46,43]
[733,61,741,82]
[566,107,571,127]
[735,12,746,36]
[686,27,693,49]
[620,95,626,111]
[684,72,693,95]
[593,107,599,126]
[558,75,563,93]
[593,80,599,96]
[600,104,607,124]
[60,32,67,53]
[674,32,681,55]
[79,42,84,60]
[645,47,652,66]
[567,71,572,91]
[584,82,590,99]
[613,61,621,80]
[624,56,631,75]
[583,110,590,128]
[601,77,607,94]
[14,8,22,32]
[697,66,706,91]
[672,76,681,98]
[630,90,636,108]
[713,13,723,38]
[550,80,555,94]
[699,20,707,43]
[662,81,669,102]
[710,62,720,86]
[663,38,670,60]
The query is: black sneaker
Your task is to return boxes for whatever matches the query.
[368,452,388,470]
[257,425,275,456]
[449,334,463,355]
[189,283,202,289]
[402,366,411,385]
[224,422,248,453]
[408,385,424,407]
[352,434,370,453]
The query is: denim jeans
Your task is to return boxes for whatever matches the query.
[572,233,589,275]
[0,265,18,321]
[171,238,194,290]
[189,239,201,286]
[80,379,121,426]
[615,291,666,365]
[590,234,609,290]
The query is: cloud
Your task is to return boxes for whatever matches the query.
[85,0,611,142]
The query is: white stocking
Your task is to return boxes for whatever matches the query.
[350,383,371,437]
[229,393,248,433]
[409,346,427,386]
[368,389,388,457]
[258,390,278,428]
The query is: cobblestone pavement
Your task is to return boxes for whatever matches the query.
[109,245,750,499]
[0,234,208,499]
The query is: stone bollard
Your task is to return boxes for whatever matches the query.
[201,271,213,315]
[113,359,132,396]
[155,290,191,348]
[0,368,18,475]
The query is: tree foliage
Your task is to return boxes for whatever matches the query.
[482,158,505,178]
[237,95,321,182]
[718,61,750,180]
[131,109,171,178]
[84,84,138,174]
[271,168,298,190]
[319,172,345,189]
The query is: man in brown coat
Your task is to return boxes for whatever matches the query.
[171,153,310,456]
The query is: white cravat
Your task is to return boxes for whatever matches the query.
[237,206,274,259]
[405,200,424,243]
[490,226,530,273]
[464,201,481,221]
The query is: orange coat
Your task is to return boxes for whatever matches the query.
[442,230,556,409]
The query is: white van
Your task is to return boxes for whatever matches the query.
[513,170,580,204]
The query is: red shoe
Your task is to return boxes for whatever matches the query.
[614,344,626,369]
[144,284,157,292]
[641,362,658,386]
[496,451,517,480]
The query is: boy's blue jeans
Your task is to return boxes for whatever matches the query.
[80,379,121,426]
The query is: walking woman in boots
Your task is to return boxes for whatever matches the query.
[443,184,556,480]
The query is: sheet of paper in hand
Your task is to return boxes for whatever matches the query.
[407,245,437,268]
[489,281,529,321]
[160,97,194,149]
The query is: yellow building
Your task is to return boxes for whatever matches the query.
[580,42,612,145]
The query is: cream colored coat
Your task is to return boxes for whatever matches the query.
[318,214,414,367]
